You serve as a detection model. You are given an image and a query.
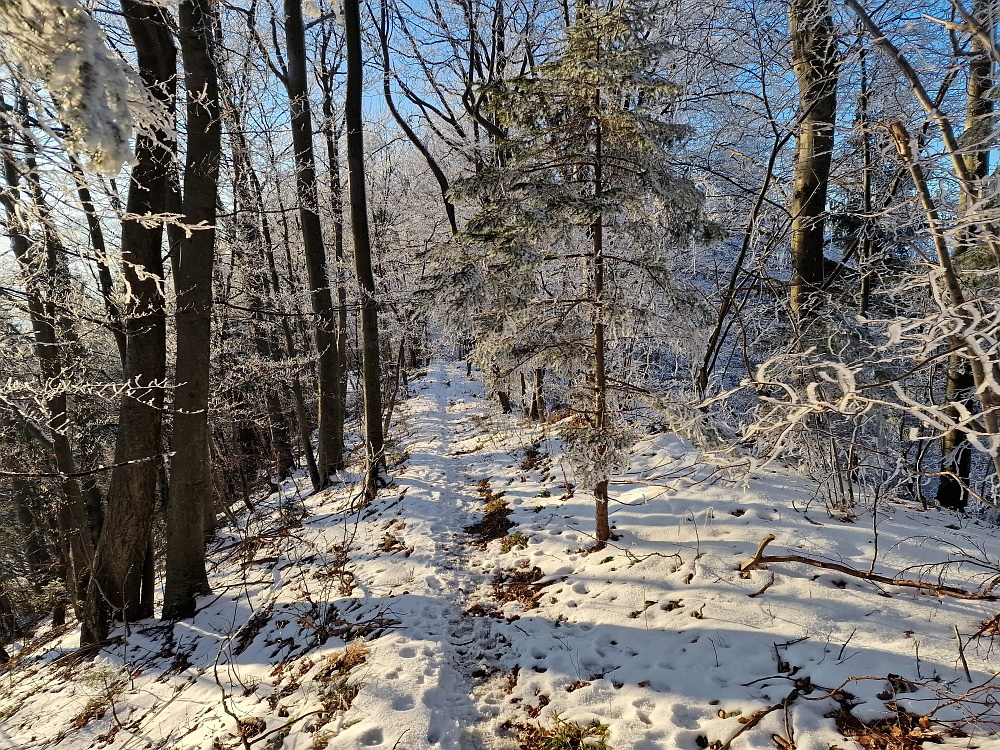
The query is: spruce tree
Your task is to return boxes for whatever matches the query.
[441,0,716,544]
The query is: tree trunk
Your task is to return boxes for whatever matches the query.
[890,122,1000,486]
[283,0,344,484]
[592,87,612,545]
[345,0,385,499]
[81,0,175,650]
[382,338,407,437]
[70,159,127,366]
[318,37,351,451]
[163,0,221,620]
[788,0,837,319]
[938,0,993,511]
[531,367,545,421]
[857,35,874,316]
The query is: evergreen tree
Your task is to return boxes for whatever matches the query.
[439,0,716,545]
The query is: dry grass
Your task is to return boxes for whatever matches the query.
[465,479,516,547]
[831,705,950,749]
[503,713,611,750]
[310,639,371,733]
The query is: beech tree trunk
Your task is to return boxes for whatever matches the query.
[81,0,175,650]
[283,0,344,485]
[938,0,993,511]
[345,0,385,498]
[788,0,837,319]
[163,0,221,620]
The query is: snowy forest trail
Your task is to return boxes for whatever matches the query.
[337,360,508,749]
[3,361,1000,750]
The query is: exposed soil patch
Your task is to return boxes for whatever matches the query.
[493,565,545,609]
[465,479,516,547]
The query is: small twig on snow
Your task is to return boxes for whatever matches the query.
[955,625,972,683]
[717,688,800,750]
[748,572,775,598]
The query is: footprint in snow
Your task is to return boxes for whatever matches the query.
[392,695,415,711]
[399,647,417,658]
[670,703,701,729]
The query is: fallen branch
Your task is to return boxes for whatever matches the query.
[740,535,995,600]
[717,688,800,750]
[954,625,972,683]
[748,572,775,598]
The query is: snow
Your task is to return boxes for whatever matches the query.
[2,361,1000,749]
[0,0,134,174]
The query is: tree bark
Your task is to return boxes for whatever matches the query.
[530,367,545,421]
[81,0,175,650]
[345,0,385,498]
[592,84,612,545]
[162,0,221,620]
[938,0,994,511]
[788,0,838,319]
[69,159,127,366]
[283,0,344,484]
[890,122,1000,484]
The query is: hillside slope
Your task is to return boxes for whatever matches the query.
[2,361,999,750]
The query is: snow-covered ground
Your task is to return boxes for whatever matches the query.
[2,361,1000,749]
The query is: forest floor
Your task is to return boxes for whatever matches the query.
[3,361,1000,750]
